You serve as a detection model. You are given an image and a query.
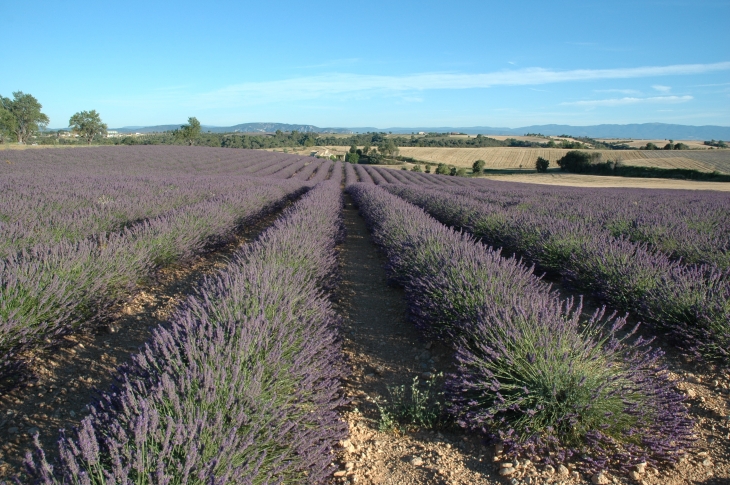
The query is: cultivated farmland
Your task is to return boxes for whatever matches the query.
[392,147,730,173]
[1,146,729,484]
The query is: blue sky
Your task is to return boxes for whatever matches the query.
[2,0,729,128]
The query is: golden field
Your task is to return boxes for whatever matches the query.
[478,172,730,191]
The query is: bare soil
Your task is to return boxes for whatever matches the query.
[0,209,288,481]
[329,194,502,485]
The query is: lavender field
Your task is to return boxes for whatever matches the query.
[1,146,728,484]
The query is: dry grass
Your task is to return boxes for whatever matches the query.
[596,139,712,150]
[481,172,730,191]
[379,147,730,173]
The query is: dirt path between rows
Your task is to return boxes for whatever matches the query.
[0,205,292,481]
[330,194,502,485]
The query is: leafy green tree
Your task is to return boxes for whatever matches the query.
[556,151,601,173]
[69,110,107,144]
[345,151,359,164]
[535,156,549,173]
[449,166,458,176]
[456,167,467,177]
[0,104,17,144]
[349,144,358,153]
[472,159,485,174]
[424,164,431,173]
[435,163,450,175]
[378,139,399,157]
[0,91,49,144]
[411,163,422,172]
[175,117,202,146]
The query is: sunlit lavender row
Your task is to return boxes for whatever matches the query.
[358,165,730,270]
[0,179,306,384]
[0,175,286,258]
[0,148,345,387]
[347,182,693,474]
[382,184,730,362]
[24,180,346,484]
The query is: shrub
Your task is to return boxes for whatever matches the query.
[535,156,549,172]
[411,163,422,172]
[349,183,694,474]
[556,150,601,173]
[435,163,450,175]
[345,151,359,164]
[472,159,485,174]
[25,182,347,484]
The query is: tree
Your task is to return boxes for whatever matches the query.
[456,167,467,177]
[345,151,359,164]
[535,156,549,173]
[424,164,431,173]
[411,163,422,172]
[175,117,201,146]
[556,150,601,173]
[0,91,49,144]
[69,110,107,144]
[472,159,485,174]
[435,163,450,175]
[0,104,16,144]
[378,138,399,157]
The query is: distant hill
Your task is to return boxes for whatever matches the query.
[371,123,730,140]
[112,122,355,134]
[103,122,730,140]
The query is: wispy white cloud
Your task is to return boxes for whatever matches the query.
[561,95,693,107]
[595,88,641,94]
[652,84,672,92]
[195,61,729,106]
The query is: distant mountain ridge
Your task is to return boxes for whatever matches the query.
[112,123,354,135]
[106,122,730,140]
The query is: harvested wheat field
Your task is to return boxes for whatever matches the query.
[397,147,730,173]
[597,139,712,150]
[482,172,730,191]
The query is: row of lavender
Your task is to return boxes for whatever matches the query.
[359,164,730,271]
[22,180,346,484]
[0,179,306,384]
[0,149,342,383]
[0,176,278,257]
[384,184,730,362]
[347,182,693,474]
[1,146,336,182]
[1,159,336,258]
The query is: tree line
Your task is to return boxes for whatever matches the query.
[0,91,107,145]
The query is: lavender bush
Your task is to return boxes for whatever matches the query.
[24,181,347,484]
[385,184,730,362]
[309,160,334,184]
[0,180,306,385]
[344,162,358,186]
[348,183,693,474]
